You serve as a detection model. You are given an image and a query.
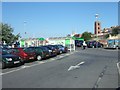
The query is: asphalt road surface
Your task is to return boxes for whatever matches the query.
[2,48,119,88]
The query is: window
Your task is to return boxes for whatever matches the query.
[12,49,20,53]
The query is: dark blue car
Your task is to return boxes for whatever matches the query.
[1,48,24,69]
[54,45,68,53]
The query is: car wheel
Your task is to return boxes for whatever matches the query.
[21,60,25,65]
[36,55,42,61]
[2,62,6,69]
[60,51,62,54]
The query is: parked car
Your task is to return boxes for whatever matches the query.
[49,45,60,54]
[1,48,24,69]
[53,45,68,54]
[26,46,51,61]
[43,45,57,57]
[86,41,95,48]
[9,47,36,62]
[87,41,103,48]
[75,40,83,47]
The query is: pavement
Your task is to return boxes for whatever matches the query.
[1,48,119,88]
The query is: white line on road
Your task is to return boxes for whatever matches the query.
[117,62,120,75]
[76,61,85,66]
[68,61,85,71]
[0,68,24,76]
[0,61,45,76]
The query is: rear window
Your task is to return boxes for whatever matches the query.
[10,48,20,53]
[40,47,49,51]
[58,45,64,48]
[2,49,10,55]
[23,48,34,52]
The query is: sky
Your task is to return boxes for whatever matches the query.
[2,2,118,39]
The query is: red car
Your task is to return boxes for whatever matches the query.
[9,48,36,62]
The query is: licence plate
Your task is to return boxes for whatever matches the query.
[29,57,34,59]
[14,61,20,64]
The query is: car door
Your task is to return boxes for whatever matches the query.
[34,47,43,57]
[41,47,50,58]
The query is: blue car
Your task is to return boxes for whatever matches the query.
[54,45,68,54]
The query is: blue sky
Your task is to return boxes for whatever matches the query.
[2,2,118,39]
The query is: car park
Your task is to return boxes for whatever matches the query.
[1,48,24,69]
[9,47,36,62]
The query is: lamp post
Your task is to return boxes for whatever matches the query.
[24,21,27,39]
[95,14,99,21]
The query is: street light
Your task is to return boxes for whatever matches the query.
[95,14,99,21]
[24,21,27,39]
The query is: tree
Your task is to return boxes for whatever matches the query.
[111,26,120,36]
[81,31,92,41]
[1,23,20,45]
[104,34,109,39]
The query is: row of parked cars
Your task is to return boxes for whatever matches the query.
[86,41,103,48]
[75,40,103,48]
[0,45,68,69]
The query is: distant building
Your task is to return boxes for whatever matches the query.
[74,34,82,38]
[94,21,102,35]
[103,26,117,34]
[20,38,47,47]
[48,37,75,51]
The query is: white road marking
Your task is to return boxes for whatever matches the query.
[66,54,70,56]
[117,62,120,75]
[0,68,24,76]
[76,61,85,66]
[68,61,85,71]
[59,56,64,58]
[1,61,45,76]
[21,66,29,68]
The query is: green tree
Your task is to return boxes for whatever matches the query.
[111,26,120,36]
[104,34,109,39]
[81,31,92,41]
[1,23,20,44]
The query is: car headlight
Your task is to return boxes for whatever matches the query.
[19,57,21,60]
[49,50,52,52]
[6,58,12,61]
